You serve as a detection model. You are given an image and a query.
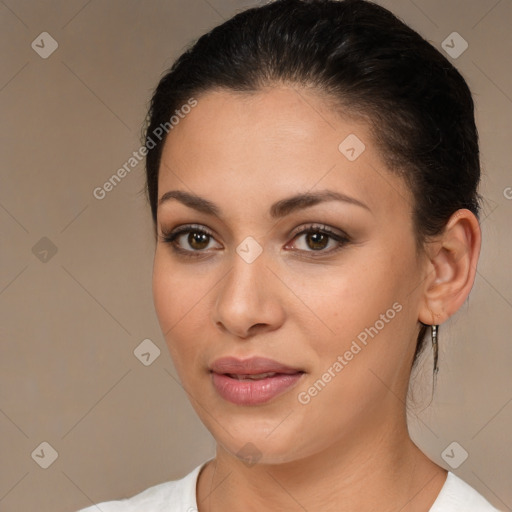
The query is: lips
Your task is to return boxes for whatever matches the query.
[209,357,305,405]
[210,356,303,375]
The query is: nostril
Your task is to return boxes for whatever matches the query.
[248,323,269,335]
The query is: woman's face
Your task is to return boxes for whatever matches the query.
[152,87,429,464]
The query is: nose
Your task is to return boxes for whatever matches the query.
[212,248,286,339]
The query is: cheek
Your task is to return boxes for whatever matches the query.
[152,253,205,361]
[152,254,179,333]
[296,247,418,372]
[292,256,399,335]
[152,250,205,326]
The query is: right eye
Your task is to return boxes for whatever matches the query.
[160,224,223,256]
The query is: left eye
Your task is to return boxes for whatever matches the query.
[286,226,349,253]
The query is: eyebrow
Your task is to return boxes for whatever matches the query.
[158,189,371,219]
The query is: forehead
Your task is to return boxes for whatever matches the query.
[158,87,413,220]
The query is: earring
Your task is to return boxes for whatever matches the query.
[431,324,439,374]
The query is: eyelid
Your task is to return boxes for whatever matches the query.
[160,223,217,240]
[288,223,348,240]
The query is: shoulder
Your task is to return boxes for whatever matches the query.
[430,472,503,512]
[75,460,209,512]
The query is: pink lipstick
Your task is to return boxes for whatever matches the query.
[210,357,305,405]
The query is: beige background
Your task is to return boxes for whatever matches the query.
[0,0,511,511]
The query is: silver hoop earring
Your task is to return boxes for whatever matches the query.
[431,324,439,374]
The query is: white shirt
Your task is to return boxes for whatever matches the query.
[76,459,502,511]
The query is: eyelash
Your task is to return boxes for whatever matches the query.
[159,223,350,259]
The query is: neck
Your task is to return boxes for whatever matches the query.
[197,414,447,512]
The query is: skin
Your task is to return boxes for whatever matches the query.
[152,86,481,511]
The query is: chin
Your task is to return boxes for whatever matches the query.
[199,406,313,464]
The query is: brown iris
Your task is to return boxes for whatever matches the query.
[189,231,210,250]
[306,231,329,250]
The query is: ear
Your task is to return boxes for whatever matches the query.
[418,209,481,326]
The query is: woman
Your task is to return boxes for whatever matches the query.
[78,0,501,510]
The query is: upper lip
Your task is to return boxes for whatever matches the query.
[210,357,303,375]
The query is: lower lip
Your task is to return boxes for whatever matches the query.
[211,372,304,406]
